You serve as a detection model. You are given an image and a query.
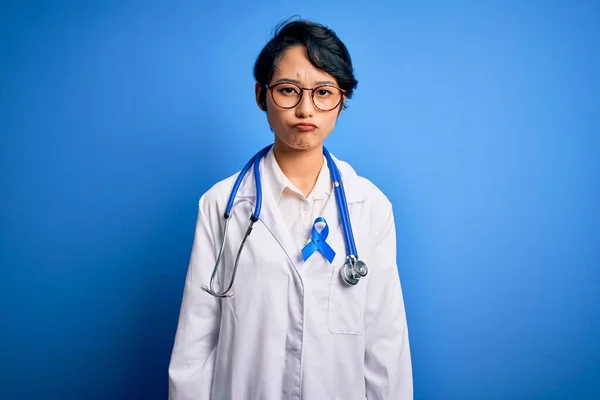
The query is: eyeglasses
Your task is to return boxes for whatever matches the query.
[267,82,346,112]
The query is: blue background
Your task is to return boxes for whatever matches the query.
[1,1,599,399]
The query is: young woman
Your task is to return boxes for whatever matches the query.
[169,19,413,400]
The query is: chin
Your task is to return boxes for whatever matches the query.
[285,136,323,151]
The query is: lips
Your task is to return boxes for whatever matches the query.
[292,123,317,132]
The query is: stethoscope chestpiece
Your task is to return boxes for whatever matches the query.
[340,257,368,286]
[355,260,368,277]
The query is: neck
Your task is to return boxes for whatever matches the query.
[273,141,324,197]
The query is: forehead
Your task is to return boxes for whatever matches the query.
[272,45,338,85]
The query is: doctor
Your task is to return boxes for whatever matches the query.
[168,19,412,400]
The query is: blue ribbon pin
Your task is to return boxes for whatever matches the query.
[301,217,336,263]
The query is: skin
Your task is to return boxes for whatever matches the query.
[255,45,345,196]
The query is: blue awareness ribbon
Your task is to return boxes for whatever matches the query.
[301,217,336,263]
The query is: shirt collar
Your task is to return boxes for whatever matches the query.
[263,147,331,203]
[237,146,367,204]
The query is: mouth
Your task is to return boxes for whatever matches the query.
[292,123,318,132]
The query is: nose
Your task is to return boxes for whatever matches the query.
[295,89,315,118]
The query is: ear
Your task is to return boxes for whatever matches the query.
[255,82,266,111]
[337,96,346,116]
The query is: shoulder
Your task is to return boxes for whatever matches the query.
[334,156,393,211]
[334,156,395,233]
[356,175,392,209]
[355,174,395,232]
[196,172,240,219]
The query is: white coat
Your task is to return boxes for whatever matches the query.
[168,153,413,400]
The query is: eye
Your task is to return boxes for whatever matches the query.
[277,85,301,96]
[316,88,333,97]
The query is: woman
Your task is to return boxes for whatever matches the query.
[169,19,412,400]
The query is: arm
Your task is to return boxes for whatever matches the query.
[364,206,413,399]
[169,196,222,400]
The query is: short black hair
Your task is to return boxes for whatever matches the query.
[253,18,358,111]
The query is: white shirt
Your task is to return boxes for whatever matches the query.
[168,150,413,400]
[262,148,332,253]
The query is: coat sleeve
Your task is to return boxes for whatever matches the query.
[364,205,413,399]
[169,195,222,400]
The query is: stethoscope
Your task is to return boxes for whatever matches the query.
[202,144,368,298]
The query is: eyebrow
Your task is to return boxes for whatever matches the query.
[272,78,337,86]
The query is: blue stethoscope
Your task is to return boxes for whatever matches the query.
[202,144,368,298]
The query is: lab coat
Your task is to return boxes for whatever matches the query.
[168,153,413,400]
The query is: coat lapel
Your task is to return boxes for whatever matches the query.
[258,177,300,268]
[235,155,298,269]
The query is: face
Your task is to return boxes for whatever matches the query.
[255,45,344,152]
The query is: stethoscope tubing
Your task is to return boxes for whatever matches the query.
[225,144,273,220]
[324,147,358,258]
[205,144,362,297]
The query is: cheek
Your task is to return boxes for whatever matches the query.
[320,113,339,134]
[266,109,286,131]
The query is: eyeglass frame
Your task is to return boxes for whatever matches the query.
[266,82,347,112]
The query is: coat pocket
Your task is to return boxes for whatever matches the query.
[327,263,368,335]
